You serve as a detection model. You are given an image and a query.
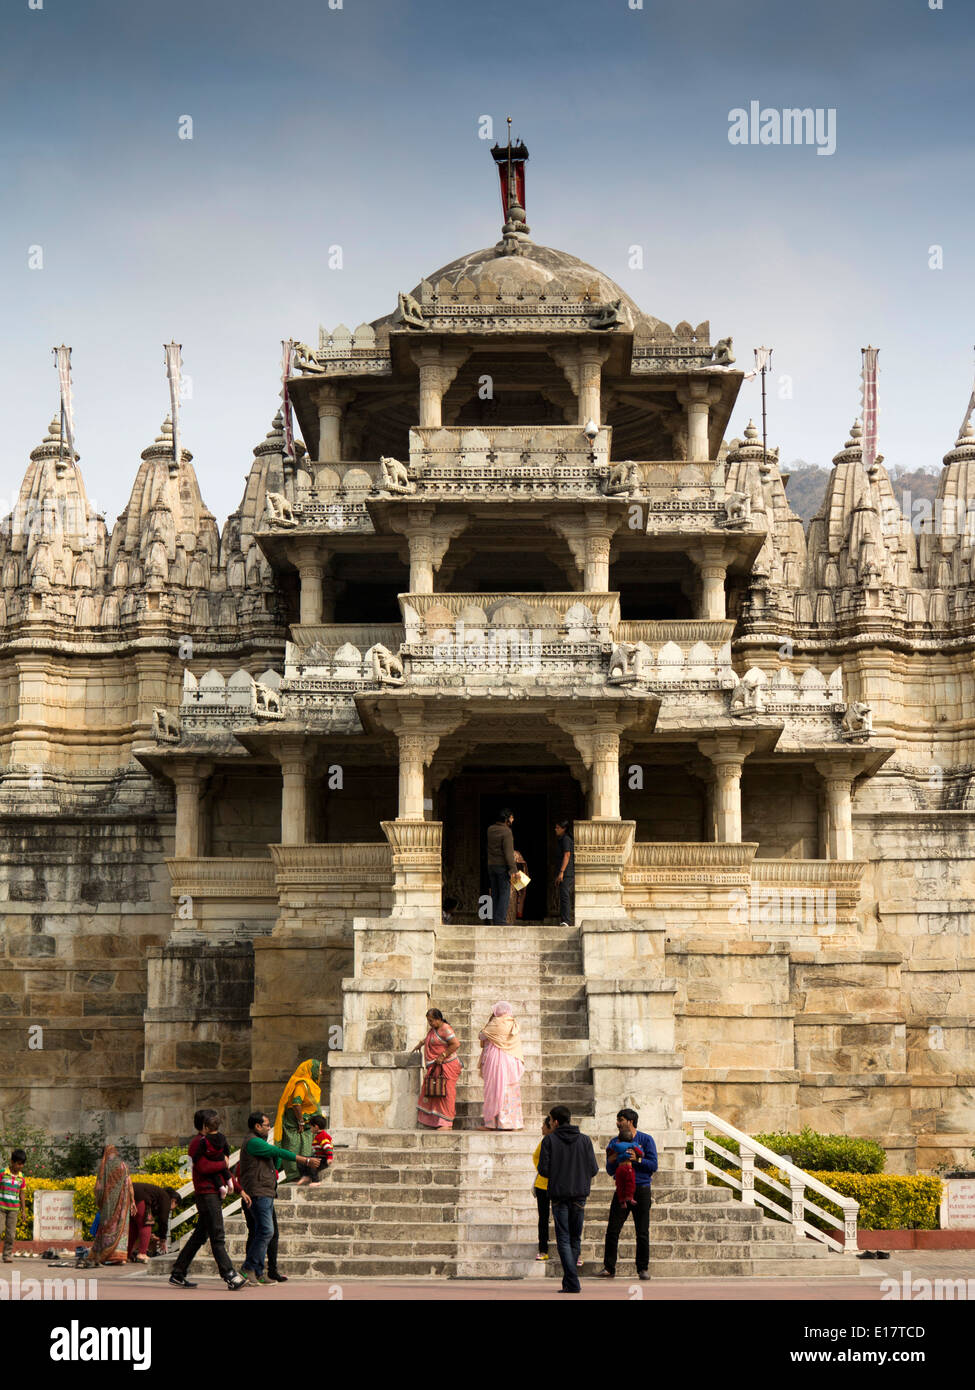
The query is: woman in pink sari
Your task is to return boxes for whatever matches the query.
[412,1008,462,1129]
[478,1001,525,1130]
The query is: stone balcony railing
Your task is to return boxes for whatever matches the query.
[400,591,619,643]
[166,856,277,899]
[407,425,611,486]
[625,842,759,889]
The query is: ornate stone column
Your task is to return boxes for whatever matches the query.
[410,346,469,429]
[397,731,438,819]
[276,740,310,846]
[689,543,730,620]
[171,762,212,858]
[816,759,856,860]
[552,511,618,591]
[313,386,350,464]
[390,508,467,594]
[677,379,721,462]
[698,737,755,843]
[553,344,611,425]
[291,542,327,626]
[408,535,437,595]
[591,730,622,819]
[584,528,613,592]
[578,344,610,425]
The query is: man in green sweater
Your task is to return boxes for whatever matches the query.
[239,1111,319,1284]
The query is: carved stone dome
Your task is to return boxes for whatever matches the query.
[405,241,663,333]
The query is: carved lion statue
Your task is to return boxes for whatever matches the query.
[723,491,751,525]
[265,492,298,527]
[607,641,648,684]
[712,337,736,366]
[379,456,416,495]
[252,683,282,716]
[292,342,325,375]
[371,644,406,686]
[396,291,427,330]
[152,707,180,742]
[730,672,764,715]
[603,460,640,497]
[841,701,873,737]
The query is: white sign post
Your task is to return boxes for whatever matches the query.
[940,1179,975,1230]
[32,1189,78,1243]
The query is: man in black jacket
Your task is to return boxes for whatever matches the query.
[537,1104,599,1293]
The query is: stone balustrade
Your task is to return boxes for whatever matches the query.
[744,857,867,941]
[179,667,284,726]
[625,841,759,888]
[407,425,611,482]
[164,856,278,944]
[400,591,619,642]
[167,856,277,899]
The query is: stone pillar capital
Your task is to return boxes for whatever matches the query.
[698,735,755,766]
[677,377,723,407]
[311,384,353,414]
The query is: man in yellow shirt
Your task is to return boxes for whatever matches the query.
[532,1116,553,1259]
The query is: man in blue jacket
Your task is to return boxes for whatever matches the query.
[600,1107,657,1279]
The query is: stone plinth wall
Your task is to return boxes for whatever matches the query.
[856,811,975,1172]
[249,844,393,1114]
[0,815,172,1140]
[625,833,975,1171]
[141,942,254,1148]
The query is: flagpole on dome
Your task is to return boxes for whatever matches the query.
[164,342,183,472]
[52,344,77,476]
[752,347,773,471]
[490,118,530,242]
[281,339,296,464]
[861,346,880,472]
[959,346,975,442]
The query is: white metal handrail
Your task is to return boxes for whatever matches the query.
[684,1111,859,1253]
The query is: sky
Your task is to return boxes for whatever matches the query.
[2,0,973,528]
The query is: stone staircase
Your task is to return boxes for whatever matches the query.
[198,1128,853,1280]
[431,920,594,1128]
[155,921,856,1280]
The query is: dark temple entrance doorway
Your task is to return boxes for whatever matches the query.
[438,765,584,924]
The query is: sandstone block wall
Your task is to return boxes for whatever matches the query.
[0,815,173,1141]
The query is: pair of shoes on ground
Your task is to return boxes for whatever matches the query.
[599,1268,651,1279]
[857,1250,891,1260]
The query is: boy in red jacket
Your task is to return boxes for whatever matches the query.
[169,1109,250,1290]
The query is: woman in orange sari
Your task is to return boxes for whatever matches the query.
[90,1145,136,1266]
[273,1059,322,1183]
[412,1009,462,1129]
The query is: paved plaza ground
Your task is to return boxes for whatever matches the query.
[11,1250,975,1302]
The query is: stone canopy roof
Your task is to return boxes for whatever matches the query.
[371,238,665,336]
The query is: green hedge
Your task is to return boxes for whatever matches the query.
[804,1172,942,1232]
[141,1147,188,1174]
[689,1125,886,1174]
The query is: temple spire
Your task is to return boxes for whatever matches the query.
[491,117,530,239]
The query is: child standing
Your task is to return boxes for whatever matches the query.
[0,1149,27,1264]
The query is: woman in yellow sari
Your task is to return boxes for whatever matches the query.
[273,1059,322,1183]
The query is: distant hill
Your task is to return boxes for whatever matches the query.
[782,461,940,529]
